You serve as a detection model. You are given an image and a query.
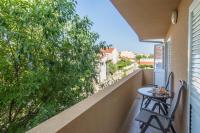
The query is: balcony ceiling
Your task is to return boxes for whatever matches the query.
[111,0,181,40]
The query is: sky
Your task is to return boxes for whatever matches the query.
[76,0,155,54]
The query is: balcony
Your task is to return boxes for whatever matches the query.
[0,0,194,132]
[27,69,154,133]
[26,0,192,131]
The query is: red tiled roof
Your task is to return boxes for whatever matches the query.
[100,48,115,54]
[139,62,154,65]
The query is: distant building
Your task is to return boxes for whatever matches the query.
[120,51,136,59]
[139,58,154,65]
[96,48,119,83]
[100,48,119,64]
[97,56,107,83]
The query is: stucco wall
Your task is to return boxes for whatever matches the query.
[165,0,192,132]
[142,69,154,85]
[166,0,191,88]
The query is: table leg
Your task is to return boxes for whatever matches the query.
[144,98,151,108]
[140,96,145,110]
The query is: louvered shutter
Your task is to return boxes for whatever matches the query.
[189,1,200,133]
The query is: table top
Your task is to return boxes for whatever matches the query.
[137,87,173,98]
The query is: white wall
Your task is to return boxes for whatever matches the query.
[112,49,119,64]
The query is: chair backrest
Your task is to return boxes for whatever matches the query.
[165,72,174,90]
[168,80,186,119]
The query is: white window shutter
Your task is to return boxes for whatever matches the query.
[189,1,200,133]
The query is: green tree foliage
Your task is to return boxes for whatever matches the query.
[139,64,153,69]
[135,55,142,63]
[117,59,132,70]
[107,61,118,75]
[148,54,154,58]
[107,59,132,75]
[0,0,105,132]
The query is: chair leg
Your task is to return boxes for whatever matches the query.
[159,106,161,113]
[140,115,157,133]
[162,103,168,114]
[160,104,167,115]
[163,130,168,133]
[141,124,148,133]
[153,116,165,131]
[170,125,176,133]
[140,122,145,129]
[140,115,167,133]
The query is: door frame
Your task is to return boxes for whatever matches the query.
[154,43,166,87]
[165,37,172,90]
[165,37,172,76]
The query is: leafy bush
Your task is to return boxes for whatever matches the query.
[117,59,132,69]
[107,61,118,75]
[139,64,153,69]
[0,0,105,132]
[107,59,132,75]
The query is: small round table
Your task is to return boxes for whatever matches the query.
[137,87,173,114]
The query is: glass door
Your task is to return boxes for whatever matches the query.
[154,44,166,87]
